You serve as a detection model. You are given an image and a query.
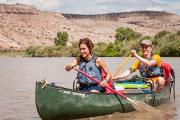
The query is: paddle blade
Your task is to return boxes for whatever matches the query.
[128,99,160,113]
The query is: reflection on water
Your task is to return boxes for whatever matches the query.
[80,110,173,120]
[78,96,179,120]
[0,57,179,120]
[80,100,177,120]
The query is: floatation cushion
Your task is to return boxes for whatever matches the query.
[114,82,150,89]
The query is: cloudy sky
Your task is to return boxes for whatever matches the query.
[1,0,180,15]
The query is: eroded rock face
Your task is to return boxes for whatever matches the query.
[0,4,71,50]
[0,4,179,50]
[0,4,38,15]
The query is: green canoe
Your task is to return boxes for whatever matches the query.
[35,80,173,120]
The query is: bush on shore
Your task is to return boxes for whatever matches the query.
[54,31,68,46]
[3,28,179,57]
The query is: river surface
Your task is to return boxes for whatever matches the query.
[0,57,179,120]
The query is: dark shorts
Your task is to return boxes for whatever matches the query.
[79,84,105,92]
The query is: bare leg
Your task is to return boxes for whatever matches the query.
[90,89,100,93]
[155,77,166,91]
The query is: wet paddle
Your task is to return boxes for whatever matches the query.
[113,54,132,77]
[75,68,160,112]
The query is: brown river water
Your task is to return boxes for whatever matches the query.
[0,57,179,120]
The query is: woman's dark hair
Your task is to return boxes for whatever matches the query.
[78,38,94,53]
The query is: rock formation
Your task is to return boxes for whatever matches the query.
[0,4,179,50]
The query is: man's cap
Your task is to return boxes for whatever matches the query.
[141,39,152,46]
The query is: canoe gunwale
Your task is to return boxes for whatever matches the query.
[39,81,170,96]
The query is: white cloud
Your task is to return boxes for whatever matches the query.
[166,2,180,14]
[0,0,179,15]
[146,7,164,11]
[169,2,180,9]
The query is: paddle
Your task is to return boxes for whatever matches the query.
[74,69,136,105]
[74,68,160,112]
[113,54,132,77]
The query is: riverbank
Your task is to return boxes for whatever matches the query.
[0,30,179,57]
[0,51,25,57]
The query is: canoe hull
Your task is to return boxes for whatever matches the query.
[35,81,170,120]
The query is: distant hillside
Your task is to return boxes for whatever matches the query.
[0,4,179,50]
[63,11,174,20]
[63,11,179,44]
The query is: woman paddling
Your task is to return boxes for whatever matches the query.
[65,38,112,93]
[113,39,165,91]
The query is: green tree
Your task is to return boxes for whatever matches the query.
[101,42,121,57]
[115,27,141,42]
[54,32,68,46]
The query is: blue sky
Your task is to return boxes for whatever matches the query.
[1,0,180,15]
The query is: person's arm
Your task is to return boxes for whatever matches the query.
[65,57,79,71]
[96,58,112,86]
[113,69,132,80]
[131,50,156,66]
[113,59,139,80]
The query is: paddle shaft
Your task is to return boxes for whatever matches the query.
[113,54,132,77]
[75,69,127,99]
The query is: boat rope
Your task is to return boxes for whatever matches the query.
[41,78,48,89]
[73,78,79,90]
[115,95,125,112]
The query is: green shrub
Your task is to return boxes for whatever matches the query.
[54,31,68,46]
[101,42,121,57]
[93,42,108,56]
[154,31,180,57]
[24,29,179,57]
[155,31,170,39]
[160,44,180,57]
[25,46,39,57]
[66,42,79,57]
[115,27,141,42]
[177,31,180,36]
[141,36,151,40]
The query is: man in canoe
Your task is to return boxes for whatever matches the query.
[65,38,112,93]
[113,39,166,91]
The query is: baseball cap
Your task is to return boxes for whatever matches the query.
[141,39,152,46]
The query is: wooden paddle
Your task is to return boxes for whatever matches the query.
[113,54,132,77]
[74,68,160,112]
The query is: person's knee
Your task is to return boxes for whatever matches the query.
[90,89,100,93]
[158,77,165,85]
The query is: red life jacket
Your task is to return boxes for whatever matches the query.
[161,62,171,85]
[101,69,114,94]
